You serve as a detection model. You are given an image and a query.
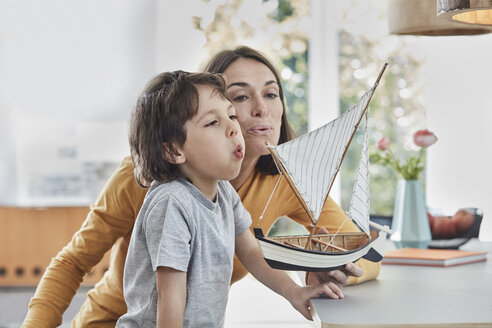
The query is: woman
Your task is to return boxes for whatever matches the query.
[22,46,380,328]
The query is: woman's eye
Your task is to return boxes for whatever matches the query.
[232,95,248,102]
[229,115,237,120]
[266,93,278,99]
[205,120,218,127]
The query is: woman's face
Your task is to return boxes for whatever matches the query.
[223,58,283,159]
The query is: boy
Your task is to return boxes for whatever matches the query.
[117,71,341,327]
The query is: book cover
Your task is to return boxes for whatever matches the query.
[382,248,487,267]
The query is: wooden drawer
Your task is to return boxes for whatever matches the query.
[0,207,110,286]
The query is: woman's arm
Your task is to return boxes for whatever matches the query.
[22,157,146,328]
[235,230,344,320]
[156,267,187,328]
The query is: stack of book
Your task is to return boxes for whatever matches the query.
[382,248,487,267]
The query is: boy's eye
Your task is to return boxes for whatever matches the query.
[205,120,218,127]
[229,115,237,120]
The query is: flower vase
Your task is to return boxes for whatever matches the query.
[390,179,431,249]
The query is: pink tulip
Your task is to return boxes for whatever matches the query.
[377,137,390,151]
[413,129,438,147]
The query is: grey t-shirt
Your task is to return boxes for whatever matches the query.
[116,178,251,328]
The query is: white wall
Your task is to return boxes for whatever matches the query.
[309,0,341,202]
[312,1,492,240]
[1,1,490,239]
[0,0,156,205]
[155,1,207,72]
[421,35,492,240]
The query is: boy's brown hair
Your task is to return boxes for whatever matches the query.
[129,70,228,187]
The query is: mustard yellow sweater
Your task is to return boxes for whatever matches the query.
[22,156,380,328]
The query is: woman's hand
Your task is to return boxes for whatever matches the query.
[285,282,344,321]
[306,262,363,287]
[306,227,363,287]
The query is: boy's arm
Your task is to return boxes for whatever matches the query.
[234,230,344,320]
[156,267,187,328]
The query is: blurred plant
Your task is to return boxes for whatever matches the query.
[337,1,427,215]
[370,130,438,180]
[191,0,429,216]
[192,0,310,135]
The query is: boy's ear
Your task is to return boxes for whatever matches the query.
[163,143,186,164]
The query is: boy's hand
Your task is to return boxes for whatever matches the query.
[286,283,344,321]
[234,230,346,322]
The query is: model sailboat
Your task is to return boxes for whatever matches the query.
[254,63,392,272]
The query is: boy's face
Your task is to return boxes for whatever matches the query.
[179,85,245,184]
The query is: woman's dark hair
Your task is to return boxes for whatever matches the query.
[129,70,228,187]
[204,46,295,175]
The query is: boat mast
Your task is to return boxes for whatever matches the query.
[303,63,388,247]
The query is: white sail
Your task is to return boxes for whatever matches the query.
[269,87,375,223]
[254,63,390,272]
[348,115,371,236]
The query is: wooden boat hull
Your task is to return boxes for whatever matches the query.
[254,228,388,271]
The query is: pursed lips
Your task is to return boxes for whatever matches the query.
[233,144,244,160]
[248,124,272,136]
